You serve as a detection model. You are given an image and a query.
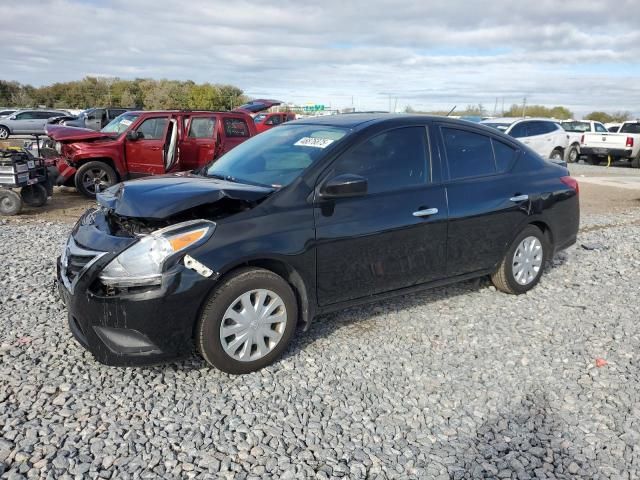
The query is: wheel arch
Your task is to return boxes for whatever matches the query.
[198,258,313,333]
[529,220,554,248]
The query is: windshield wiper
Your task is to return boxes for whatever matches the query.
[208,173,238,183]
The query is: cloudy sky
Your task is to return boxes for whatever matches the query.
[2,0,640,116]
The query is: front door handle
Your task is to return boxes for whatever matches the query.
[413,207,439,217]
[510,194,529,202]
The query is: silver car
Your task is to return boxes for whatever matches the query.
[0,109,68,139]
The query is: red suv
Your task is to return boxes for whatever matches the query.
[47,110,257,197]
[253,112,296,133]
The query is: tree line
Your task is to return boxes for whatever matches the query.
[0,77,248,111]
[405,103,633,122]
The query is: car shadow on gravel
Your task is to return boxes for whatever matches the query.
[443,393,597,478]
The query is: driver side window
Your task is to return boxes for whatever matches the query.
[136,117,168,139]
[330,127,429,195]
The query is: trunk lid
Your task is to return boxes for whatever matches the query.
[233,99,282,115]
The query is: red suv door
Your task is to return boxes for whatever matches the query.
[125,115,170,175]
[219,116,253,156]
[179,115,218,170]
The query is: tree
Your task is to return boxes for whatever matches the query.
[503,104,573,119]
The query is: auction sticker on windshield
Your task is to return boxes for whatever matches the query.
[294,137,334,148]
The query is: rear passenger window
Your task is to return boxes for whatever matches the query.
[595,123,607,133]
[442,128,495,179]
[331,126,428,194]
[492,139,517,172]
[188,117,216,138]
[223,118,250,137]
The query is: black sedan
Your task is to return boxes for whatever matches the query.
[57,114,579,374]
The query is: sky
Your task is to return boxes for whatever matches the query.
[2,0,640,117]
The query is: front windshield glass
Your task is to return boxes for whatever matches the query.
[101,112,140,134]
[254,113,267,123]
[206,124,348,188]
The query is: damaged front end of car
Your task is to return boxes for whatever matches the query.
[56,175,274,365]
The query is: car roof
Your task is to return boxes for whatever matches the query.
[123,110,248,116]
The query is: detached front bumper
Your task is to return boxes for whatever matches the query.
[580,146,633,159]
[57,246,214,367]
[54,158,77,186]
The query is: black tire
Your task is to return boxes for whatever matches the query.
[549,149,564,162]
[491,225,550,295]
[567,145,580,163]
[196,267,298,374]
[0,189,22,216]
[20,184,48,207]
[631,155,640,169]
[74,161,118,198]
[0,126,9,140]
[585,155,601,165]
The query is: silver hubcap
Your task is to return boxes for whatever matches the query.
[512,236,543,285]
[0,129,8,139]
[551,151,562,161]
[220,289,287,362]
[569,148,578,162]
[82,168,112,193]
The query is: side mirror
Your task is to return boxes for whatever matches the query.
[126,130,144,141]
[9,115,16,120]
[320,174,367,199]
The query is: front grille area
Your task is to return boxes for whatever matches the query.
[60,237,106,292]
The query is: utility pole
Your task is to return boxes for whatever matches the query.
[521,96,527,118]
[501,97,505,115]
[493,97,498,116]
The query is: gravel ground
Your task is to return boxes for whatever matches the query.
[1,210,640,480]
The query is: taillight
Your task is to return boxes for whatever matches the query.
[580,134,584,144]
[626,137,634,148]
[560,176,579,195]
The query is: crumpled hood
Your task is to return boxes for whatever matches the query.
[97,173,274,219]
[46,124,118,142]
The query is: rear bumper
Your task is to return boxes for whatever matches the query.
[580,146,633,158]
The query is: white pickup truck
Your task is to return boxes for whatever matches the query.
[581,121,640,166]
[560,120,608,163]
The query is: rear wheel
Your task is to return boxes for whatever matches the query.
[74,161,117,198]
[550,149,564,162]
[491,225,550,294]
[567,145,580,163]
[20,184,48,207]
[631,155,640,169]
[0,189,22,216]
[197,267,298,374]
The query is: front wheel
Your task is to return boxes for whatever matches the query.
[0,189,22,216]
[196,268,298,374]
[491,225,550,294]
[74,161,118,198]
[0,126,9,140]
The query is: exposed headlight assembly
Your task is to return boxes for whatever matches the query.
[99,220,215,287]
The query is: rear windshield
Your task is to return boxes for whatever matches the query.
[206,124,348,188]
[620,123,640,134]
[562,121,590,132]
[101,113,140,134]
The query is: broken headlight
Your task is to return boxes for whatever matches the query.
[99,220,215,287]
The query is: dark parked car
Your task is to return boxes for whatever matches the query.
[57,115,580,374]
[50,107,135,130]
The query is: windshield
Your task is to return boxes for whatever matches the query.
[206,124,348,188]
[101,112,140,134]
[254,113,268,123]
[620,123,640,134]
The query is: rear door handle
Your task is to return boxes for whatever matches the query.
[413,208,439,217]
[510,194,529,202]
